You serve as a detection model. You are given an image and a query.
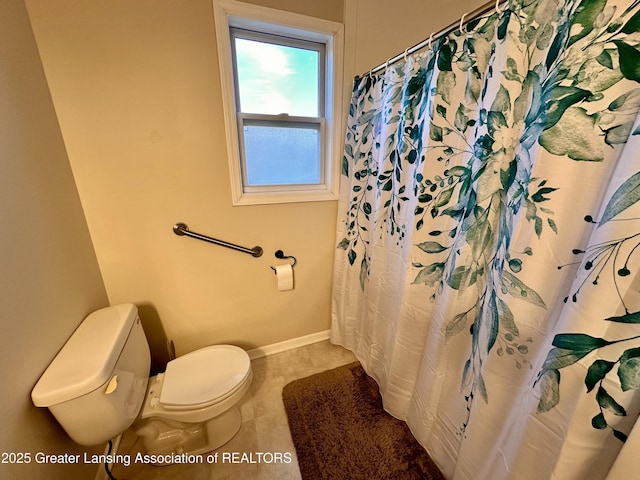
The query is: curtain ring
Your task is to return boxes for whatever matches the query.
[404,47,409,60]
[460,13,468,34]
[385,58,390,73]
[495,0,503,14]
[428,33,434,49]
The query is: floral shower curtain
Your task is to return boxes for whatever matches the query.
[331,0,640,478]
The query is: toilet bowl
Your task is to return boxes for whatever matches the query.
[135,345,253,460]
[31,304,252,463]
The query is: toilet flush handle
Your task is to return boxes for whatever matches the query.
[105,375,118,395]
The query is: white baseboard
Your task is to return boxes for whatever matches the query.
[247,329,331,360]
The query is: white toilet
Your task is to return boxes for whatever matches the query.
[31,303,252,461]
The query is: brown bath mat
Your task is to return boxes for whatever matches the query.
[282,361,445,480]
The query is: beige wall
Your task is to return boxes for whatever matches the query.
[346,0,490,76]
[25,0,344,361]
[0,1,109,478]
[21,0,487,368]
[241,0,343,22]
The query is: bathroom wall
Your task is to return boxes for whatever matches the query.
[22,0,488,365]
[346,0,490,76]
[25,0,345,360]
[240,0,343,22]
[0,1,110,478]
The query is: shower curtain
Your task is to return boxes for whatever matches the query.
[331,0,640,478]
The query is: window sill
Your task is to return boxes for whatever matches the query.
[232,188,338,206]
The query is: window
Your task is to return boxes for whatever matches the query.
[213,1,344,205]
[232,30,324,188]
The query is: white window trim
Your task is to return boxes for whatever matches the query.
[213,0,344,206]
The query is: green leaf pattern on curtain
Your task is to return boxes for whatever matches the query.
[337,0,640,440]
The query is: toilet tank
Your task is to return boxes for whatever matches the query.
[31,304,151,446]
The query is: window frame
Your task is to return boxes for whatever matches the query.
[213,0,344,205]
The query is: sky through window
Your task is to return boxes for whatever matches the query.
[234,38,319,117]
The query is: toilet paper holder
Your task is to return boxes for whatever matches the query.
[270,250,297,273]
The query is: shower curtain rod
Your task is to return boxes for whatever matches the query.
[365,0,506,77]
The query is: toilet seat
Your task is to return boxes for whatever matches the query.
[160,345,251,411]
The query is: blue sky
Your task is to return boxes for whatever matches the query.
[235,38,319,117]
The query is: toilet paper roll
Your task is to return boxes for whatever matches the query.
[275,264,294,291]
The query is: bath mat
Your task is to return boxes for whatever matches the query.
[282,362,445,480]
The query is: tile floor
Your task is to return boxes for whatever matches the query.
[109,340,357,480]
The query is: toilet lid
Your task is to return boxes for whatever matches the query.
[160,345,251,408]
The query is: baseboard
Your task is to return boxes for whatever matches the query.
[247,329,331,360]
